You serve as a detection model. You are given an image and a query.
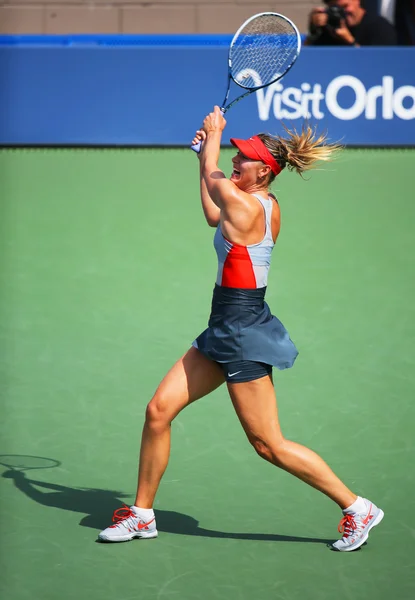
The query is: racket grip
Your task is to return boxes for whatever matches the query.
[191,140,202,154]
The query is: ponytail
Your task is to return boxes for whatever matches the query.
[257,124,342,181]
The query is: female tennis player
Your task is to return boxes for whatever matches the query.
[99,106,383,551]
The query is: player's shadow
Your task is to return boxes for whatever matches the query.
[3,469,334,545]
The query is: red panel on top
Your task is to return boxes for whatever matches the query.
[221,243,256,288]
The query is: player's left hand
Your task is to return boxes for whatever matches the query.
[191,129,206,149]
[333,19,356,44]
[203,106,227,134]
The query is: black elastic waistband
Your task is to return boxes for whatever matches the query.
[212,284,266,306]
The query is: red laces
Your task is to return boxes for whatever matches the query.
[112,504,135,523]
[338,514,357,538]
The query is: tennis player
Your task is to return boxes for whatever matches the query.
[99,106,383,551]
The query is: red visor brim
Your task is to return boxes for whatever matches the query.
[230,137,282,176]
[230,138,262,162]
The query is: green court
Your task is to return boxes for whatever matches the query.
[1,148,414,600]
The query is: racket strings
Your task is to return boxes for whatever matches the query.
[230,14,299,88]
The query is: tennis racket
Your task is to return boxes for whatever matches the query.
[191,12,302,153]
[0,454,61,473]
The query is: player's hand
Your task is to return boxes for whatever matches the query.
[333,19,355,44]
[309,7,328,28]
[191,129,206,148]
[203,106,227,134]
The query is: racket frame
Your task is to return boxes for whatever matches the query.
[221,12,302,113]
[191,12,301,152]
[0,454,61,472]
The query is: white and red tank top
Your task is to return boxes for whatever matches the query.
[214,193,276,289]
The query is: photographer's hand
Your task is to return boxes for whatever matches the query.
[333,19,359,46]
[310,7,328,29]
[304,6,329,44]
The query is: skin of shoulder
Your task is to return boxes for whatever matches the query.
[205,171,267,242]
[222,192,281,246]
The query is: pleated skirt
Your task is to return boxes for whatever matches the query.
[192,285,298,370]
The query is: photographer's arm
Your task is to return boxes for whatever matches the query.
[304,7,328,44]
[333,19,359,46]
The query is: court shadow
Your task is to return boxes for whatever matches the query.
[3,470,333,545]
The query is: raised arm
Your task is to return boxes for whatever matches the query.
[193,107,258,242]
[200,174,220,227]
[192,128,221,227]
[198,107,242,210]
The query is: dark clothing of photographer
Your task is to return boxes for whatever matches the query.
[363,0,415,45]
[310,10,398,45]
[306,1,398,46]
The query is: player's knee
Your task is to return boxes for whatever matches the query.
[145,394,172,430]
[250,436,285,466]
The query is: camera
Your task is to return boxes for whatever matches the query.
[325,5,347,28]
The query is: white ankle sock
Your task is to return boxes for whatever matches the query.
[131,506,154,519]
[344,496,367,514]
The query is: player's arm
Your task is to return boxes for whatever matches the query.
[201,156,242,211]
[199,107,250,212]
[192,129,221,227]
[200,175,220,227]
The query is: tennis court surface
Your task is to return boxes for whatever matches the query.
[1,148,414,600]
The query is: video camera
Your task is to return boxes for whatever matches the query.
[325,4,347,28]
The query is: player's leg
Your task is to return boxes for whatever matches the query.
[227,371,383,551]
[99,347,224,542]
[228,373,356,507]
[135,347,224,508]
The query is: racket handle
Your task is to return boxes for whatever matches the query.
[191,140,202,154]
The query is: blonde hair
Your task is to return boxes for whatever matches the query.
[257,124,342,182]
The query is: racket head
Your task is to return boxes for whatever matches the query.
[228,12,301,92]
[0,454,61,472]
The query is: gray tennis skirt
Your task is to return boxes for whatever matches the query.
[192,285,298,370]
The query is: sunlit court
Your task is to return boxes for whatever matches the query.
[1,0,415,599]
[1,147,414,598]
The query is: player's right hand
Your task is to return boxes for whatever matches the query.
[203,106,227,134]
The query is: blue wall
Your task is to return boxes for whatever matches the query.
[0,37,414,146]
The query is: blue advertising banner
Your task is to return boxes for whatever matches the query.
[0,41,414,146]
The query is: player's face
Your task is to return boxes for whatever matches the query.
[330,0,362,27]
[230,151,264,189]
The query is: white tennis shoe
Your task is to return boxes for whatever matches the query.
[98,505,158,542]
[332,498,384,551]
